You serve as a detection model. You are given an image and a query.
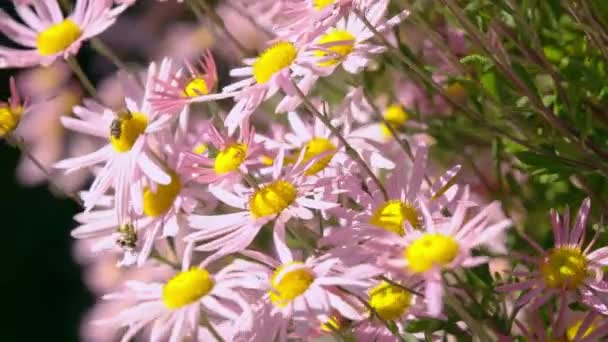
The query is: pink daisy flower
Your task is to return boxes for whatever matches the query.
[0,77,27,138]
[186,152,338,263]
[514,304,608,342]
[273,0,360,43]
[350,277,430,342]
[70,112,219,266]
[323,145,462,249]
[497,198,608,312]
[259,111,394,177]
[189,39,315,133]
[151,51,219,113]
[178,121,265,186]
[98,261,253,342]
[231,249,376,342]
[380,190,512,316]
[54,61,176,222]
[0,0,127,68]
[300,0,409,76]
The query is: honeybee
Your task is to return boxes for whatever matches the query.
[116,223,138,251]
[109,108,132,139]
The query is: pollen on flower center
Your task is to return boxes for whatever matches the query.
[380,104,409,137]
[214,143,248,174]
[37,19,82,56]
[252,41,297,84]
[313,0,336,10]
[183,78,209,97]
[0,105,24,137]
[269,262,314,307]
[540,247,588,290]
[143,171,181,217]
[109,112,148,153]
[566,319,597,341]
[320,315,344,333]
[314,29,355,67]
[405,233,459,273]
[294,137,337,175]
[249,180,297,218]
[193,143,208,155]
[162,268,215,309]
[370,200,419,236]
[368,281,412,320]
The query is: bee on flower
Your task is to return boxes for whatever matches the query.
[69,111,219,266]
[54,61,177,223]
[0,0,127,68]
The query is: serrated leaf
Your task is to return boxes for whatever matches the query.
[460,54,494,71]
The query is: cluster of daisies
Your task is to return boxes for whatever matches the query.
[2,0,608,341]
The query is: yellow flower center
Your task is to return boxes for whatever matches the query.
[540,247,588,290]
[368,281,412,321]
[162,268,215,309]
[109,112,148,153]
[287,137,336,175]
[249,180,297,218]
[142,171,182,217]
[320,315,344,333]
[0,106,23,137]
[183,78,209,97]
[380,104,409,137]
[193,143,208,155]
[405,233,459,273]
[36,19,82,56]
[566,319,597,341]
[260,155,275,166]
[269,262,314,307]
[214,143,248,174]
[314,29,355,67]
[313,0,335,10]
[252,41,297,84]
[369,200,419,236]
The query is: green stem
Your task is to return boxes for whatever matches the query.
[338,286,406,342]
[292,83,389,201]
[150,249,180,269]
[354,8,608,177]
[67,57,97,98]
[360,90,433,187]
[8,135,83,206]
[193,0,251,56]
[444,294,493,341]
[90,38,130,73]
[200,312,226,342]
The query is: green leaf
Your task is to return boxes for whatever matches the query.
[460,54,494,72]
[514,151,576,175]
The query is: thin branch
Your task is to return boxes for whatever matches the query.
[292,82,389,200]
[67,57,97,98]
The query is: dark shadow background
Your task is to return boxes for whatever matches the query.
[0,138,92,341]
[0,3,93,341]
[0,1,228,340]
